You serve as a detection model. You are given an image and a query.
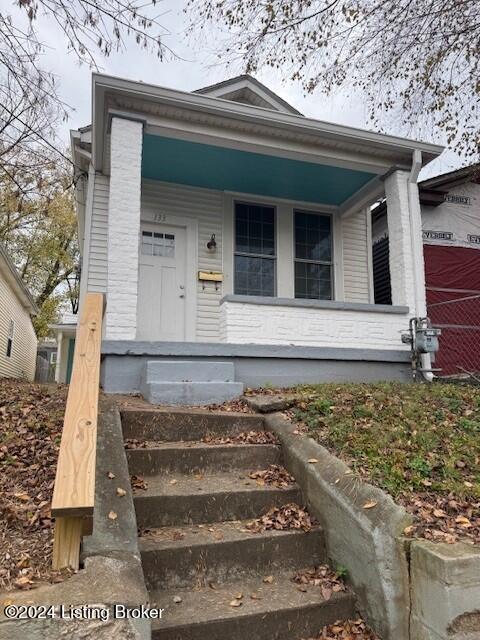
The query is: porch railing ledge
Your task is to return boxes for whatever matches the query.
[220,294,409,315]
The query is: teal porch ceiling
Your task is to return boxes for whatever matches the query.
[142,134,376,206]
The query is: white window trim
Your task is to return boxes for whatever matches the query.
[223,192,340,301]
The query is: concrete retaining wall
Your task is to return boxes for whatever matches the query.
[410,541,480,640]
[264,413,412,640]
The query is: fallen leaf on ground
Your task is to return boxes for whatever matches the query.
[363,500,377,510]
[229,599,242,607]
[263,575,274,584]
[247,503,316,533]
[116,487,126,497]
[108,511,117,520]
[308,458,319,464]
[107,471,115,479]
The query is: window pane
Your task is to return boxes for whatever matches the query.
[234,256,275,296]
[295,262,332,300]
[295,212,332,262]
[235,203,275,256]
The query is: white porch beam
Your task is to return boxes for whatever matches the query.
[339,176,385,219]
[105,116,143,339]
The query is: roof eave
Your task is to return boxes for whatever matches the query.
[91,73,444,173]
[0,245,38,314]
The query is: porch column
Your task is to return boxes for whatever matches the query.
[384,169,427,316]
[105,117,143,339]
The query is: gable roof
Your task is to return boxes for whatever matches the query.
[0,242,37,314]
[195,75,303,116]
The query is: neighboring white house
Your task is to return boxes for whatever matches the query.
[71,73,444,394]
[0,242,38,381]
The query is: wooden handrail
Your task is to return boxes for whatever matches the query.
[51,292,104,570]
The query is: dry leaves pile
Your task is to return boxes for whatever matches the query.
[0,381,71,590]
[203,399,253,413]
[246,503,316,533]
[292,565,346,601]
[248,464,295,488]
[124,438,149,449]
[400,492,480,545]
[311,618,380,639]
[202,430,279,445]
[131,475,148,491]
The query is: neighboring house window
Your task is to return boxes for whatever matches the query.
[6,320,14,358]
[294,211,333,300]
[50,352,57,365]
[234,202,276,296]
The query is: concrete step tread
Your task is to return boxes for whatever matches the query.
[127,442,282,476]
[139,520,323,552]
[121,409,264,442]
[149,573,355,631]
[134,471,300,498]
[127,441,279,451]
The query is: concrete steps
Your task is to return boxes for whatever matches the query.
[123,408,357,640]
[127,442,282,475]
[149,575,355,640]
[121,408,264,442]
[133,471,302,527]
[140,522,326,590]
[141,361,244,406]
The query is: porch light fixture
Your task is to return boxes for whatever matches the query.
[206,233,217,252]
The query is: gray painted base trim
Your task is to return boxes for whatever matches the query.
[101,352,412,395]
[102,340,411,363]
[220,294,409,315]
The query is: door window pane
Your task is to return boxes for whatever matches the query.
[234,203,276,296]
[141,230,175,257]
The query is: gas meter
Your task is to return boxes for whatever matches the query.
[415,325,441,354]
[401,317,441,380]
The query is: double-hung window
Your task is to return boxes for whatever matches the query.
[294,211,333,300]
[234,202,276,297]
[6,319,14,358]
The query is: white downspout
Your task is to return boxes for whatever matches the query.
[408,149,434,382]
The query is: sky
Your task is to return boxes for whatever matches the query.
[29,0,463,178]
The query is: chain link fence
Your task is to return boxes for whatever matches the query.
[427,293,480,379]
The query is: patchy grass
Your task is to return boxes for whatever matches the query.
[0,380,71,590]
[290,382,480,544]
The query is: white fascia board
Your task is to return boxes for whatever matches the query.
[92,73,444,172]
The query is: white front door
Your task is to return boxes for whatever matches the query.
[137,222,186,341]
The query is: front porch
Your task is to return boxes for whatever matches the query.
[102,121,428,351]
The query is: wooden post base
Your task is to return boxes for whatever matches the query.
[52,517,83,570]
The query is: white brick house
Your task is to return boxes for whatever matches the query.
[71,74,444,394]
